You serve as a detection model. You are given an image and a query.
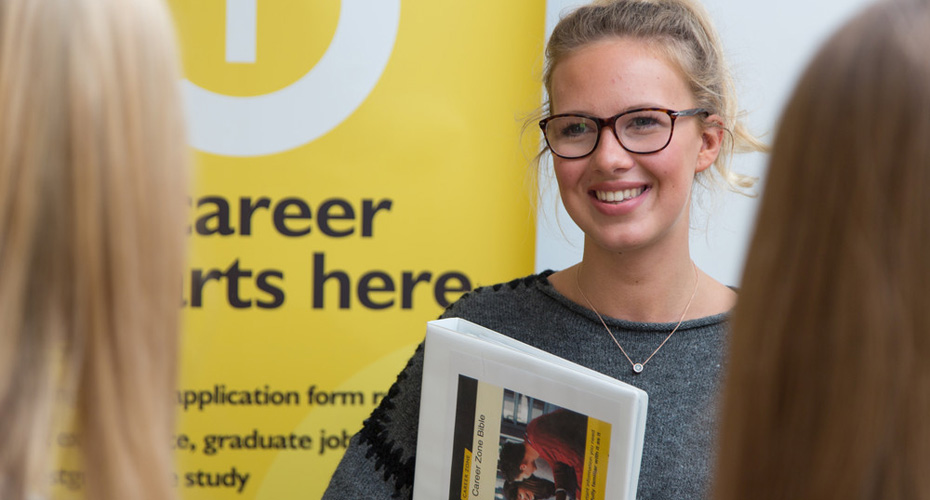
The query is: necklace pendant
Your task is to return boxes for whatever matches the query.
[632,363,644,374]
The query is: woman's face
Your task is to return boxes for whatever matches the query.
[548,38,721,256]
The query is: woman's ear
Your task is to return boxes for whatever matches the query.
[696,115,724,173]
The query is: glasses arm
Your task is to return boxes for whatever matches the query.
[670,108,709,118]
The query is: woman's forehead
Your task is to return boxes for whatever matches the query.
[549,38,693,115]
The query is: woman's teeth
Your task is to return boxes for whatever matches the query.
[595,187,645,203]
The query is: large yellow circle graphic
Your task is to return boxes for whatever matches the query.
[168,0,340,97]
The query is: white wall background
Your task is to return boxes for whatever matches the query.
[536,0,873,286]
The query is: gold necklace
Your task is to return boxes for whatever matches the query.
[575,262,699,374]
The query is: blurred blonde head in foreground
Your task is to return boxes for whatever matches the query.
[0,0,188,498]
[715,0,930,498]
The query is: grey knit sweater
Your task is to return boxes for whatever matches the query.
[322,272,728,500]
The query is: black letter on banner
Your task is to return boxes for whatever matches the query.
[257,270,285,308]
[434,272,472,308]
[358,271,395,309]
[313,253,350,309]
[190,269,223,307]
[274,198,313,237]
[318,199,355,237]
[196,197,234,236]
[240,197,271,236]
[361,199,392,237]
[225,260,253,308]
[401,272,432,309]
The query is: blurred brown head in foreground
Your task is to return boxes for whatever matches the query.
[0,0,188,498]
[715,0,930,498]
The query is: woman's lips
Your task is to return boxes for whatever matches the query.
[593,186,647,203]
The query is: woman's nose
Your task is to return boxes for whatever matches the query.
[590,126,635,173]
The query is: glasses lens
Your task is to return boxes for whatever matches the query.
[544,115,598,158]
[616,110,673,153]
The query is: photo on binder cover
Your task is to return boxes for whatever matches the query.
[449,375,610,500]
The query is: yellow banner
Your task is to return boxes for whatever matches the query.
[162,1,544,499]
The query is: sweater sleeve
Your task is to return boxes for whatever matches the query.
[321,343,425,500]
[321,276,546,499]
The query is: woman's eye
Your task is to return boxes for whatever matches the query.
[559,121,591,137]
[629,116,659,129]
[621,112,669,136]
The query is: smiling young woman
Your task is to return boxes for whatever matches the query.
[322,1,765,499]
[545,38,724,306]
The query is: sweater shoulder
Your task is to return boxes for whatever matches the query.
[439,272,553,322]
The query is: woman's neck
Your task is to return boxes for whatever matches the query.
[581,243,697,322]
[549,234,734,322]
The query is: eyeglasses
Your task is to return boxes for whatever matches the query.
[538,107,708,159]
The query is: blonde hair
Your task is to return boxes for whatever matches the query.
[0,0,188,498]
[535,0,764,194]
[714,0,930,498]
